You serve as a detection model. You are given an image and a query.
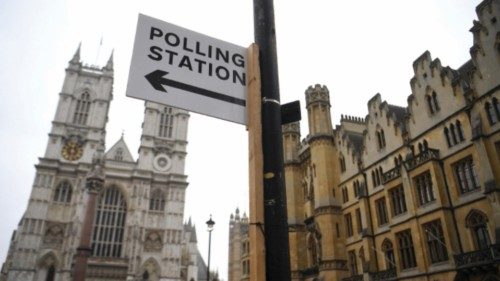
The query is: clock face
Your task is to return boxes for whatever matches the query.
[61,141,83,161]
[153,154,172,172]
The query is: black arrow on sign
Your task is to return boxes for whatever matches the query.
[145,70,246,107]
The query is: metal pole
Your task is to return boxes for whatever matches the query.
[207,230,212,281]
[252,0,291,280]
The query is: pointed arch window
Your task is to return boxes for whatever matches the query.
[348,250,358,275]
[149,189,166,211]
[453,156,479,194]
[444,127,451,147]
[397,229,417,269]
[307,235,320,267]
[382,239,395,269]
[494,97,500,118]
[92,186,127,257]
[73,92,91,125]
[485,98,500,125]
[456,120,464,142]
[158,107,174,138]
[426,91,440,114]
[466,210,491,250]
[45,265,55,281]
[450,124,458,145]
[376,129,386,149]
[339,155,346,173]
[53,181,72,203]
[423,220,448,263]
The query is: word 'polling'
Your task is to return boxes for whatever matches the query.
[147,27,246,86]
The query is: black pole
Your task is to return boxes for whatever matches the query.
[207,230,212,281]
[253,1,291,280]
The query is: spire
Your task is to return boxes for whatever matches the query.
[105,49,113,70]
[70,42,81,64]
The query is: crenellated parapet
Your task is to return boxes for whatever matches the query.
[305,84,330,107]
[340,114,365,124]
[283,122,301,135]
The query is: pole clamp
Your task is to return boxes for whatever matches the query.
[262,97,280,105]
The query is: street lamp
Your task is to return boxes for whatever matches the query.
[206,215,215,281]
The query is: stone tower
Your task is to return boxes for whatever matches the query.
[227,208,249,281]
[282,121,308,278]
[303,85,344,280]
[1,46,198,281]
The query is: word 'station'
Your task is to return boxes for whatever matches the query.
[126,14,248,125]
[148,27,246,88]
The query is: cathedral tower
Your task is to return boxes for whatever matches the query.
[1,46,199,281]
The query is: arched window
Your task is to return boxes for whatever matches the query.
[444,127,451,147]
[418,143,423,154]
[73,92,91,125]
[423,220,448,263]
[378,167,383,185]
[397,230,417,269]
[426,95,434,114]
[339,155,346,173]
[456,120,464,142]
[432,91,440,112]
[142,270,150,281]
[423,139,429,151]
[372,171,377,188]
[485,102,498,125]
[376,129,386,149]
[45,265,55,281]
[382,239,395,269]
[149,189,166,211]
[92,186,127,257]
[348,250,358,275]
[114,148,124,161]
[493,97,500,118]
[53,181,72,203]
[307,235,319,267]
[158,107,174,138]
[450,124,458,145]
[466,210,491,250]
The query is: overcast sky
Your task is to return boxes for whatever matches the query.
[0,0,481,279]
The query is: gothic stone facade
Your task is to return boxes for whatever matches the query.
[0,46,200,281]
[227,209,249,281]
[231,1,500,280]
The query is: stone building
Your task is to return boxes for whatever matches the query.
[0,46,202,281]
[230,0,500,280]
[227,209,249,281]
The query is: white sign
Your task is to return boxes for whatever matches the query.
[126,14,248,125]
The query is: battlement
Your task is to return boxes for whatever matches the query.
[282,122,300,135]
[305,84,330,106]
[340,114,365,124]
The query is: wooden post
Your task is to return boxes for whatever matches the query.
[247,43,266,281]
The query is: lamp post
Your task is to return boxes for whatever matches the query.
[206,215,215,281]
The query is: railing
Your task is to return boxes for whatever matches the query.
[370,267,397,281]
[342,274,363,281]
[382,167,401,184]
[454,244,500,270]
[404,148,440,171]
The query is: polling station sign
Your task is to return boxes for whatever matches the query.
[126,14,248,125]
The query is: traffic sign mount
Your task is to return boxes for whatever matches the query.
[126,14,248,125]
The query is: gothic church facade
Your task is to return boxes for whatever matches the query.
[0,46,201,281]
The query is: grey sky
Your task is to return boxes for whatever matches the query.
[0,1,481,279]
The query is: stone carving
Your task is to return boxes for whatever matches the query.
[144,231,163,252]
[43,224,64,247]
